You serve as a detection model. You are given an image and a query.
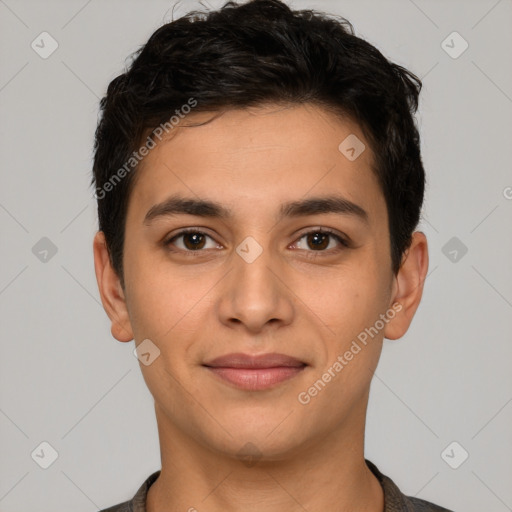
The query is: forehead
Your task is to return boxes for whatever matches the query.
[127,103,386,225]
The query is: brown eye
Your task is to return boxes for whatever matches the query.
[294,229,348,252]
[182,232,206,250]
[166,230,220,252]
[306,232,330,250]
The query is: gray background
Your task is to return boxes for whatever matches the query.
[1,0,511,510]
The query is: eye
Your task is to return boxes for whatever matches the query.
[164,227,349,255]
[292,228,349,253]
[165,229,221,252]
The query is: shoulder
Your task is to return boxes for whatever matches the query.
[365,459,453,512]
[404,494,454,511]
[98,501,132,512]
[98,470,161,512]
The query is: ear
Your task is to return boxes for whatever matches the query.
[93,231,134,342]
[384,231,429,341]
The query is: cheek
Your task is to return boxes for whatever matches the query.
[124,250,215,345]
[304,283,385,409]
[123,245,174,339]
[318,264,385,326]
[315,258,391,369]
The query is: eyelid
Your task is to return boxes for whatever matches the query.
[291,227,350,254]
[164,227,223,251]
[293,226,349,244]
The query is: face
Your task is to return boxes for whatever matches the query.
[95,103,424,462]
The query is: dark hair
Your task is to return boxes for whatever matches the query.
[92,0,425,287]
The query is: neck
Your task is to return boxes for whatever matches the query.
[147,404,384,512]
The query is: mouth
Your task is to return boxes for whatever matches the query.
[203,353,307,391]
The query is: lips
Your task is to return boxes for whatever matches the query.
[203,353,307,391]
[204,352,306,369]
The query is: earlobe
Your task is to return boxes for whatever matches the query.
[383,231,429,341]
[93,231,134,342]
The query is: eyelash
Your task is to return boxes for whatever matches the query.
[164,227,350,258]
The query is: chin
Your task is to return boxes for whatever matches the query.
[200,413,313,460]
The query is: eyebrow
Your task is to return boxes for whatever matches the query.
[143,194,369,225]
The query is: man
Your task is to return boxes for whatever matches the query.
[92,0,452,510]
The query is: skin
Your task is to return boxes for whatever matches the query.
[93,103,428,512]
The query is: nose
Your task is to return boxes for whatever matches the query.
[216,242,295,335]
